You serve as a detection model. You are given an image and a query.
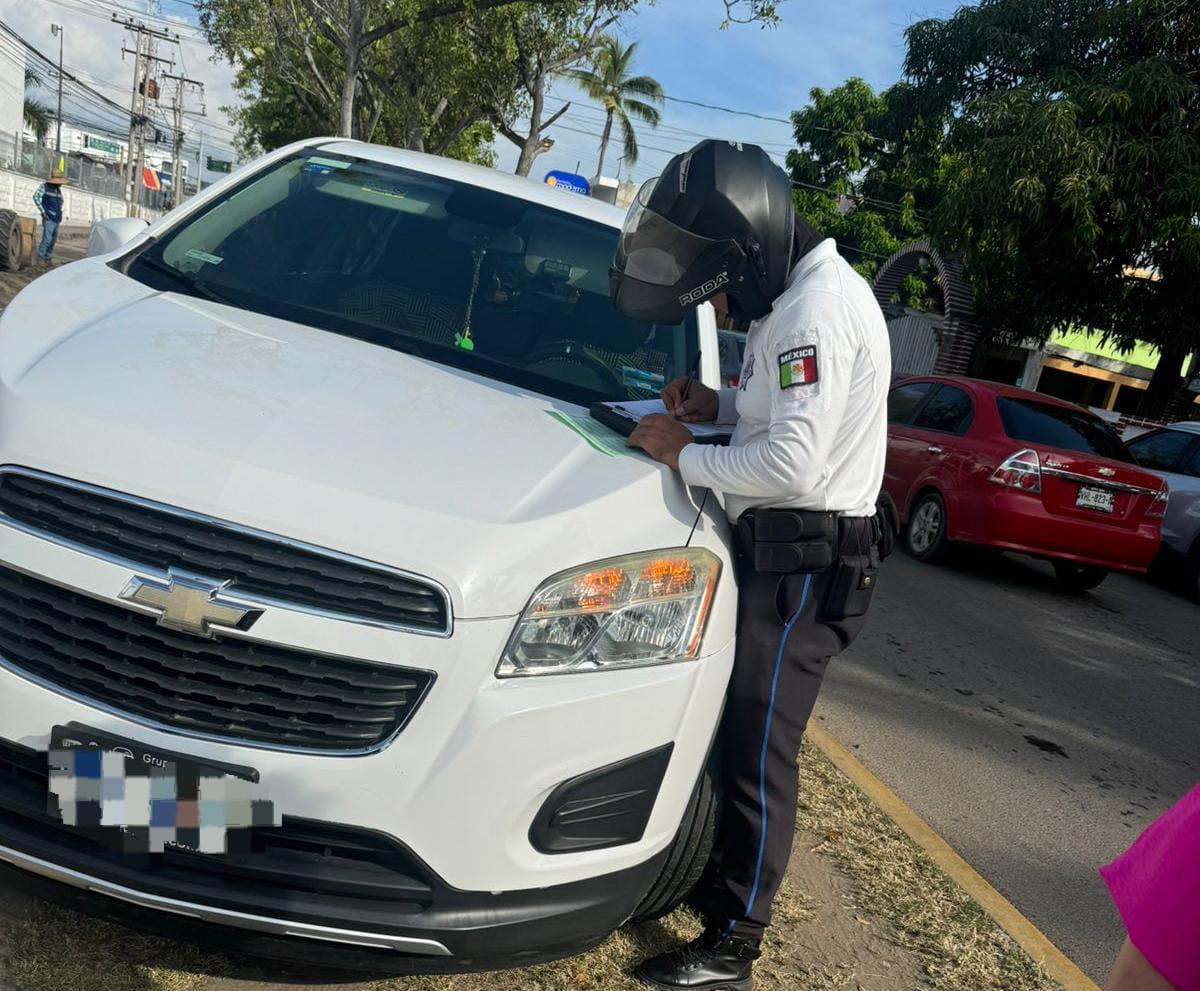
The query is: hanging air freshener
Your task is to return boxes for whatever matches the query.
[456,244,486,351]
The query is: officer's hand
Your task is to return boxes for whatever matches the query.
[661,378,719,422]
[628,414,693,470]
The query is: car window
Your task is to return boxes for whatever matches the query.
[912,385,973,434]
[887,382,934,424]
[1180,440,1200,478]
[996,397,1132,461]
[1127,429,1197,473]
[124,150,698,408]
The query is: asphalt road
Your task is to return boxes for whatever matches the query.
[813,549,1199,983]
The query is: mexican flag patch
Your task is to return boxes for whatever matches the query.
[778,345,818,389]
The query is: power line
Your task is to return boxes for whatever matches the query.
[662,94,792,125]
[0,19,135,119]
[39,0,211,42]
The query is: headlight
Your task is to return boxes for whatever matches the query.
[497,548,721,678]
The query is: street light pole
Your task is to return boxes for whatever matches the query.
[51,24,63,154]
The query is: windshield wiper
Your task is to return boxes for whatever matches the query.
[134,254,235,307]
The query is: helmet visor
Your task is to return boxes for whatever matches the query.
[616,178,733,287]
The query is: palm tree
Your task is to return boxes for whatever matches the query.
[23,68,51,144]
[568,36,663,180]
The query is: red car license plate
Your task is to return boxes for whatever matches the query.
[1076,486,1114,513]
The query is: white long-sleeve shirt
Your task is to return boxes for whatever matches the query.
[678,238,891,522]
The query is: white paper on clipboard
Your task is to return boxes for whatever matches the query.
[601,400,734,440]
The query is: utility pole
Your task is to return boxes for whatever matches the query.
[115,13,177,217]
[196,126,205,197]
[51,24,63,155]
[163,73,203,209]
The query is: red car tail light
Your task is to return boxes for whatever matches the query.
[1147,484,1169,518]
[990,449,1042,493]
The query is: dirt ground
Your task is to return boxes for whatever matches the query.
[0,228,88,309]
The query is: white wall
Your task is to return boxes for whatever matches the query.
[0,166,160,224]
[0,34,25,145]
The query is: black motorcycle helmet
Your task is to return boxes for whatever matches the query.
[609,140,805,324]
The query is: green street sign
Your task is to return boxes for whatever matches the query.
[206,157,232,174]
[86,135,121,155]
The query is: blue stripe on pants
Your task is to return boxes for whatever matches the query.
[723,572,814,937]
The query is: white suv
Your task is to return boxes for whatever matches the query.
[0,140,737,973]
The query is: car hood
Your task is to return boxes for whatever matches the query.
[0,262,706,617]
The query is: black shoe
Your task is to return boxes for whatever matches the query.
[635,931,760,990]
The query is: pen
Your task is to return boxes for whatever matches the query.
[675,350,701,417]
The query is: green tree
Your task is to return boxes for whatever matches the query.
[197,0,567,139]
[904,0,1200,417]
[786,77,936,292]
[208,2,509,162]
[23,69,51,144]
[567,34,663,179]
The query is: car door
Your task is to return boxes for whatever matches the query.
[905,385,977,534]
[885,381,938,520]
[1127,429,1200,555]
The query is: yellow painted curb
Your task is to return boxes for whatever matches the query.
[806,722,1102,991]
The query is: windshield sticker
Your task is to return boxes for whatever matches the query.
[621,367,666,390]
[306,156,352,170]
[184,248,223,266]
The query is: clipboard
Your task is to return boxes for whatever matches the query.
[590,400,733,446]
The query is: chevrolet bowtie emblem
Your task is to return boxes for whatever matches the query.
[119,569,262,638]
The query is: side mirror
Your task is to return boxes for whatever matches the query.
[86,217,151,258]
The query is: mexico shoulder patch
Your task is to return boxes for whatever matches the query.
[778,345,818,389]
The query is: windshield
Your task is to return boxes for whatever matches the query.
[996,397,1132,462]
[125,150,698,406]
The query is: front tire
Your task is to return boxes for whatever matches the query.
[1053,562,1108,591]
[629,767,717,922]
[905,492,949,563]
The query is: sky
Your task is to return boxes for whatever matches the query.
[1,0,963,184]
[495,0,964,182]
[0,0,242,184]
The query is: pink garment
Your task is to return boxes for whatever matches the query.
[1101,784,1200,991]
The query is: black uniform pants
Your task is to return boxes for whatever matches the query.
[703,517,876,944]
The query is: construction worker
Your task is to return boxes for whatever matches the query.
[609,139,892,990]
[33,168,67,264]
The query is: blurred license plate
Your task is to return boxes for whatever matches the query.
[48,723,271,854]
[1076,486,1114,512]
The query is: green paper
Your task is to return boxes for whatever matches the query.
[545,411,638,458]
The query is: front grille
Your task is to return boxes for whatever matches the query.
[0,566,434,752]
[0,469,450,635]
[0,738,435,914]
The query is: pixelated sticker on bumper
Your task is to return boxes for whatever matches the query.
[48,723,278,856]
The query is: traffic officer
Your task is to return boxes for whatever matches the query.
[609,139,892,990]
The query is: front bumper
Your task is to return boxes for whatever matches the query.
[0,811,667,974]
[0,844,667,974]
[0,467,738,969]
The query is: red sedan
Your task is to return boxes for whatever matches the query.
[882,376,1167,590]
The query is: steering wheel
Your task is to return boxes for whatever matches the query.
[522,341,624,394]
